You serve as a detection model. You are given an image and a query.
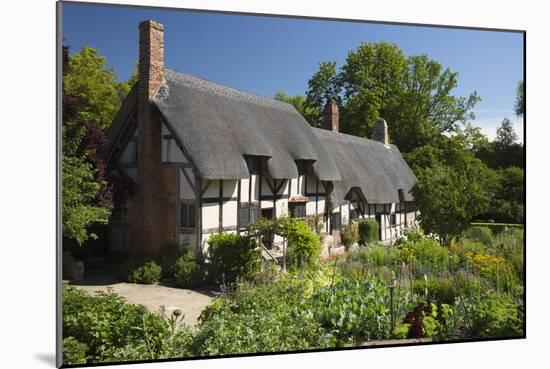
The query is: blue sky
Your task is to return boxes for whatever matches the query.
[62,2,524,142]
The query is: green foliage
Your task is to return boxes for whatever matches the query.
[310,277,392,345]
[411,159,495,245]
[348,244,400,270]
[413,276,481,305]
[392,324,411,339]
[515,80,524,117]
[274,91,321,127]
[62,286,193,364]
[456,291,523,338]
[61,45,135,245]
[285,219,322,269]
[123,260,162,284]
[305,42,479,152]
[62,155,111,245]
[64,46,130,129]
[422,303,457,341]
[192,278,335,355]
[341,221,359,250]
[358,219,379,245]
[400,237,458,275]
[173,251,203,288]
[462,226,494,246]
[206,233,261,284]
[63,337,88,365]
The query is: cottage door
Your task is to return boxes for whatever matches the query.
[261,208,274,249]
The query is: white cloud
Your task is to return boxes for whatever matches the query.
[470,117,524,143]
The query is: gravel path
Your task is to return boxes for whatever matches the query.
[71,282,215,326]
[66,264,215,326]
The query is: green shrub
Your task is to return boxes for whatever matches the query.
[286,219,322,269]
[310,277,394,345]
[206,233,261,284]
[456,291,523,338]
[462,226,493,246]
[413,276,481,305]
[341,221,359,250]
[157,243,185,278]
[63,337,88,365]
[358,219,379,245]
[123,260,162,284]
[400,238,457,275]
[173,250,203,288]
[62,286,193,363]
[192,278,335,355]
[348,243,400,270]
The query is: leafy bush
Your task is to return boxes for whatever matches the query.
[123,260,162,284]
[173,250,203,288]
[358,219,379,245]
[192,278,335,355]
[310,277,393,345]
[157,243,185,278]
[341,221,359,250]
[63,337,88,365]
[206,233,261,284]
[286,219,322,269]
[62,286,193,364]
[348,244,400,270]
[462,226,493,246]
[400,238,458,275]
[456,291,523,338]
[413,276,481,305]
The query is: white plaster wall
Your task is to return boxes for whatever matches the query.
[179,233,197,251]
[306,199,316,216]
[202,203,219,230]
[240,178,250,203]
[277,179,288,195]
[222,200,238,228]
[223,180,238,198]
[203,180,219,198]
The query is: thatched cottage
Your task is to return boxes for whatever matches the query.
[102,20,418,257]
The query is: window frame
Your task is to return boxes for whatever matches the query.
[179,201,196,229]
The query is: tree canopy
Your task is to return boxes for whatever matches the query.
[62,46,133,245]
[304,42,480,153]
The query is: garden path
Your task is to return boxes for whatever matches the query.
[66,265,215,326]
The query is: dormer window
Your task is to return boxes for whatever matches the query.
[245,156,261,174]
[295,160,308,175]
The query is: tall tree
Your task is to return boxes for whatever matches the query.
[62,46,132,245]
[305,42,479,152]
[514,80,525,117]
[495,118,518,148]
[411,155,497,245]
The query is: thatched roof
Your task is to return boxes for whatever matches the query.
[152,69,341,181]
[104,68,416,205]
[313,128,416,205]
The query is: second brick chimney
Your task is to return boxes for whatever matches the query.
[323,99,339,132]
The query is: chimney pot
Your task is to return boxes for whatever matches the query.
[373,118,389,145]
[323,99,339,132]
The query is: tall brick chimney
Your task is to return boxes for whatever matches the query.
[323,99,339,132]
[373,118,389,146]
[128,20,176,256]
